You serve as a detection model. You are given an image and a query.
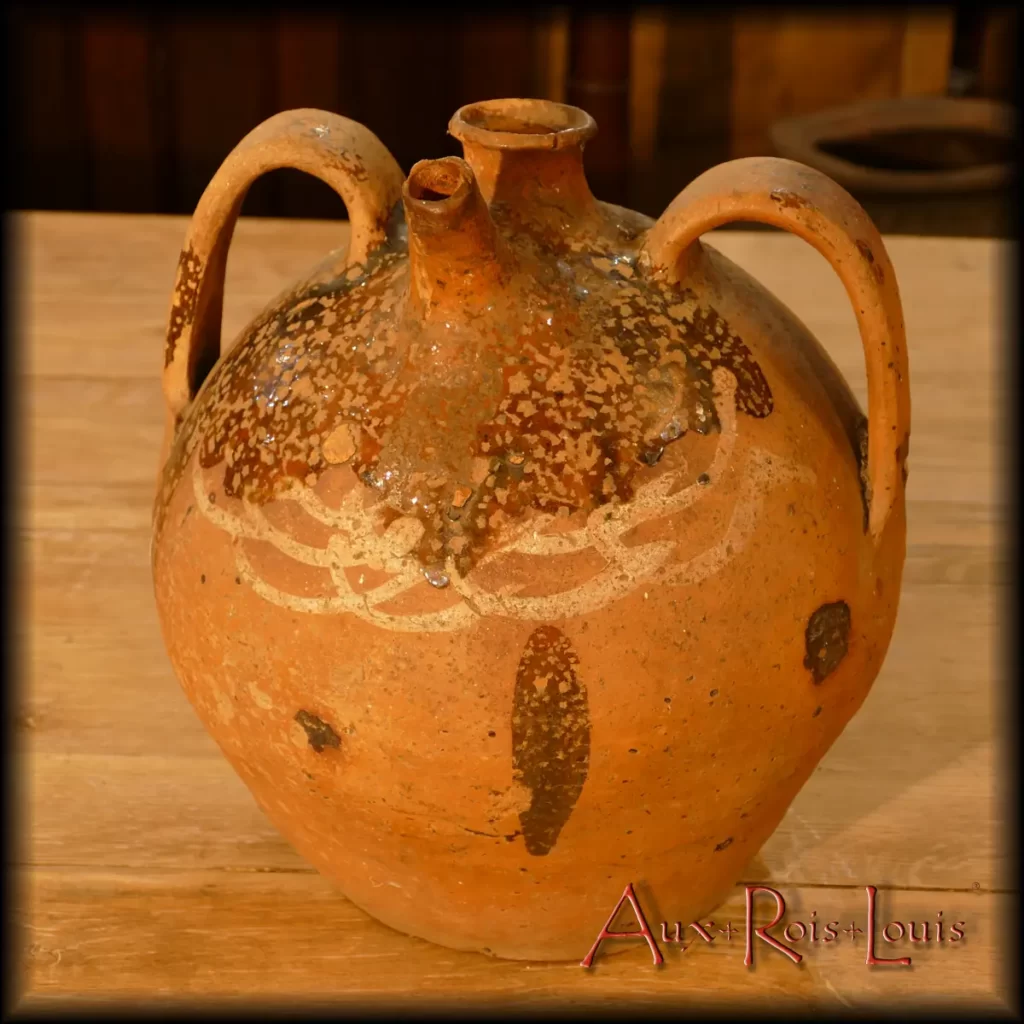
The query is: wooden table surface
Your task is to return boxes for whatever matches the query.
[16,212,1011,1013]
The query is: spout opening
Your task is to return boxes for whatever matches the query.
[404,158,473,207]
[450,99,596,151]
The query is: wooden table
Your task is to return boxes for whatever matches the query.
[17,212,1011,1012]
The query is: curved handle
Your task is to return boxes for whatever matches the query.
[162,108,404,426]
[640,156,910,542]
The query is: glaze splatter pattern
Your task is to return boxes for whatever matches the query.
[158,207,773,578]
[165,244,203,367]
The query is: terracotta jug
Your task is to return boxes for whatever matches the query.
[153,99,910,961]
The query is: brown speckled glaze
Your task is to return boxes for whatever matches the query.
[152,100,911,960]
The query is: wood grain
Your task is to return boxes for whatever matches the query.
[633,12,733,216]
[729,12,907,159]
[272,13,346,219]
[10,11,982,221]
[14,211,1010,1010]
[975,8,1017,101]
[629,11,667,167]
[458,15,541,111]
[566,12,633,205]
[168,16,277,216]
[80,13,160,213]
[537,9,569,104]
[899,9,955,96]
[9,10,91,212]
[18,869,1010,1010]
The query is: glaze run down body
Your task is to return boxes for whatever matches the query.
[152,99,910,960]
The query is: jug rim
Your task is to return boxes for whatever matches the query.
[449,98,597,151]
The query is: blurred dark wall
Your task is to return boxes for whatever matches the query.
[6,6,1015,231]
[7,10,559,219]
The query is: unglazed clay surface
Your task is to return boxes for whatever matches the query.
[152,99,910,960]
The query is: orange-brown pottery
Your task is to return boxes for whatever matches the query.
[152,99,911,960]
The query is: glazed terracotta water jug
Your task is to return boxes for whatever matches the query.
[153,99,910,961]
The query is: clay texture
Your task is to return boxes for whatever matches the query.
[152,99,910,960]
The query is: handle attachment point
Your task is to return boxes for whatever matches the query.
[161,109,404,432]
[641,156,910,542]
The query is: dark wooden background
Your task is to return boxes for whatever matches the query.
[6,6,1016,229]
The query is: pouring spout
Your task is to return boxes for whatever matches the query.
[403,157,508,316]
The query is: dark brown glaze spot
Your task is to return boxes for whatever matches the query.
[512,625,590,857]
[856,239,885,284]
[301,126,370,185]
[165,245,202,367]
[803,601,852,684]
[295,710,341,753]
[896,431,910,485]
[714,837,733,852]
[156,205,773,575]
[854,415,871,532]
[812,706,823,718]
[769,189,808,209]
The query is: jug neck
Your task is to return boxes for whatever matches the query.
[449,99,599,222]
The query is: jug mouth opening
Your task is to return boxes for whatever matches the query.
[404,157,474,208]
[449,99,596,151]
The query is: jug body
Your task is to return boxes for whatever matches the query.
[152,100,909,960]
